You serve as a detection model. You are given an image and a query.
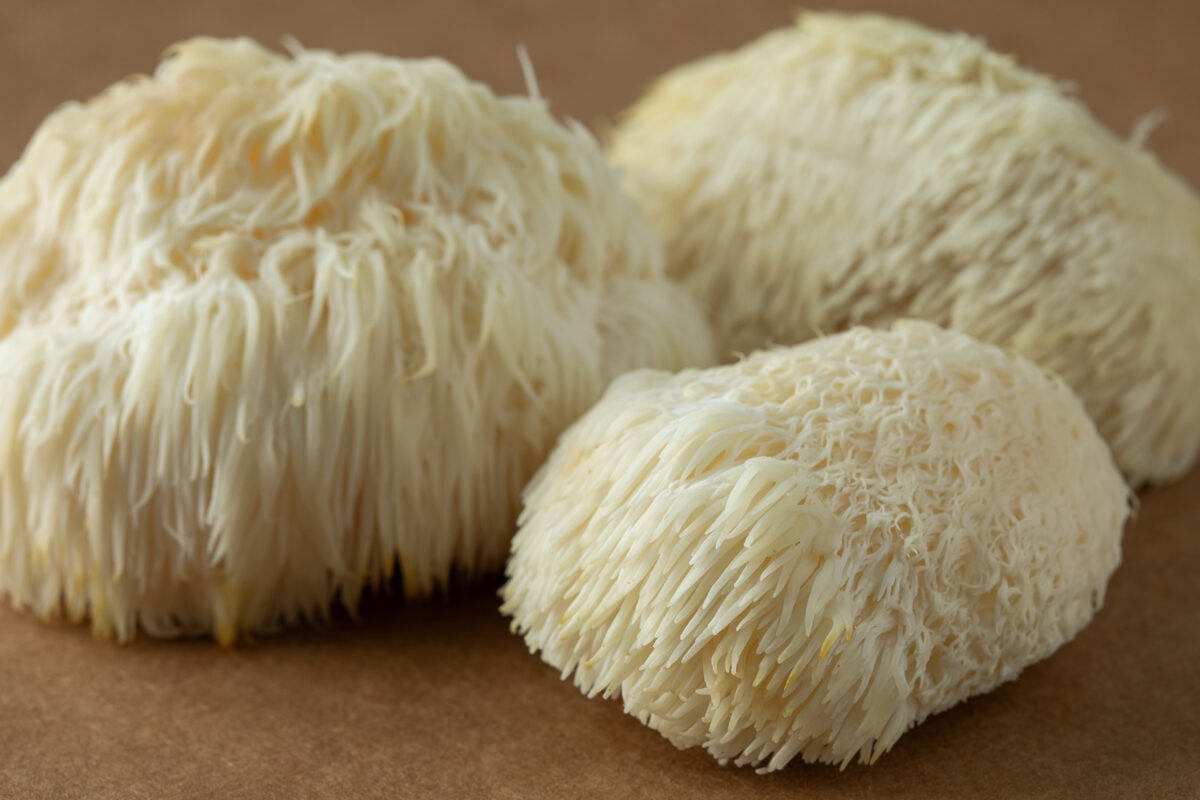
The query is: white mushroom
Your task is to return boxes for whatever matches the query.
[609,11,1200,486]
[0,37,715,643]
[503,321,1128,771]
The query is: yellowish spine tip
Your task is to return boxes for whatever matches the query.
[216,624,238,648]
[819,633,836,660]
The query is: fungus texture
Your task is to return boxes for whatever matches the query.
[502,321,1128,771]
[608,11,1200,485]
[0,38,715,643]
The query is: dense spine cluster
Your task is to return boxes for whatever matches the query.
[0,38,715,643]
[504,322,1128,770]
[610,12,1200,485]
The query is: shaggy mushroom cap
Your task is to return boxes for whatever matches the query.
[0,37,715,643]
[502,321,1128,771]
[608,11,1200,486]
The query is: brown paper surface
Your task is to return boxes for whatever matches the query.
[1,1,1198,797]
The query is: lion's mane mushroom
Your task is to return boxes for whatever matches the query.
[502,321,1128,771]
[0,37,715,643]
[608,11,1200,485]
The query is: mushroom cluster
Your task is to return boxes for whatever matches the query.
[0,13,1174,773]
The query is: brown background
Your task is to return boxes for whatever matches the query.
[1,1,1198,798]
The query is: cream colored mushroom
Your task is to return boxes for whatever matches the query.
[503,321,1128,771]
[609,11,1200,486]
[0,37,716,643]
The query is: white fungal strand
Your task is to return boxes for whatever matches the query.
[608,11,1200,486]
[0,37,715,643]
[503,321,1129,772]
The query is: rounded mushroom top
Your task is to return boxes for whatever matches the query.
[1,36,669,335]
[608,11,1200,485]
[503,321,1128,770]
